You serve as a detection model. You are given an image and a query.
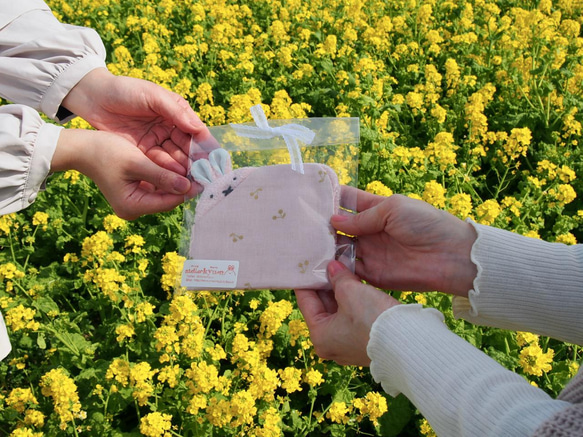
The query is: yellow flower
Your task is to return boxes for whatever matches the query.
[32,211,49,229]
[254,407,282,437]
[196,82,214,106]
[0,213,15,235]
[288,319,310,346]
[259,300,293,338]
[556,233,577,245]
[516,331,539,347]
[366,181,393,197]
[448,193,473,218]
[425,132,458,170]
[40,368,83,426]
[5,305,40,332]
[106,358,131,387]
[160,252,186,293]
[230,390,257,427]
[406,91,424,112]
[248,364,279,401]
[205,397,232,427]
[130,362,157,406]
[278,367,302,393]
[124,235,145,254]
[81,231,114,263]
[303,369,324,387]
[422,180,446,208]
[326,401,350,424]
[352,391,388,425]
[420,418,437,436]
[475,199,501,225]
[103,214,127,233]
[157,364,181,388]
[500,127,531,162]
[185,361,221,394]
[63,169,81,184]
[554,184,577,205]
[519,344,554,376]
[10,429,43,437]
[140,412,172,437]
[6,388,38,413]
[24,409,45,427]
[115,323,135,343]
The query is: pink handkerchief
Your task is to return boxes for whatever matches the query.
[185,148,340,290]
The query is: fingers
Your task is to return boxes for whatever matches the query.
[119,190,185,220]
[294,289,330,329]
[327,260,362,291]
[340,185,384,212]
[331,200,389,237]
[129,154,191,195]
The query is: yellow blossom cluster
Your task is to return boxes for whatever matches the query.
[40,368,83,428]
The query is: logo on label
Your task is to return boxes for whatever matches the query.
[182,260,239,289]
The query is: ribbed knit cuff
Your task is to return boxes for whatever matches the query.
[453,221,583,344]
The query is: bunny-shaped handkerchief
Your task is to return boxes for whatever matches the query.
[184,148,340,290]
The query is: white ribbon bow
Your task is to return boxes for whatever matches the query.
[230,104,315,174]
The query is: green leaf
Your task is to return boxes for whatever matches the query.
[378,394,414,437]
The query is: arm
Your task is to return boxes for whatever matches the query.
[0,3,106,121]
[0,104,192,218]
[0,105,62,215]
[333,186,583,344]
[0,2,218,175]
[296,263,573,437]
[454,222,583,345]
[368,304,571,437]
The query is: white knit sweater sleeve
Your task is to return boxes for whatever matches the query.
[453,221,583,344]
[367,222,583,436]
[0,1,107,121]
[367,305,570,436]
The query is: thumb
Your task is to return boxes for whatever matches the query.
[331,202,388,236]
[327,260,363,292]
[131,154,191,195]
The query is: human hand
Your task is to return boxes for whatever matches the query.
[61,68,219,176]
[295,261,399,366]
[52,129,193,220]
[333,186,477,297]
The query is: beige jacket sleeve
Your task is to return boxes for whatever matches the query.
[0,1,107,121]
[0,0,107,216]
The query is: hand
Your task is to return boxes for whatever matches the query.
[61,68,219,176]
[333,186,477,297]
[295,261,399,366]
[52,129,193,220]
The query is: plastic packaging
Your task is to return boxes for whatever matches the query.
[180,105,359,291]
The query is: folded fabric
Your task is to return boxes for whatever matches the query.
[186,148,340,290]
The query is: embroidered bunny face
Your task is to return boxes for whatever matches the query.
[187,148,341,290]
[191,149,255,217]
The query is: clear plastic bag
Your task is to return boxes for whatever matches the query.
[180,105,359,291]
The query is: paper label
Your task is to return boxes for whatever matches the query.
[181,260,239,289]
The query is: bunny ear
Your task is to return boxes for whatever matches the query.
[191,159,215,185]
[209,148,232,176]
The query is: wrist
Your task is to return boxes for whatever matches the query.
[61,68,114,118]
[443,220,478,298]
[51,129,99,174]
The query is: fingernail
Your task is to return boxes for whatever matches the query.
[173,176,191,194]
[327,260,347,277]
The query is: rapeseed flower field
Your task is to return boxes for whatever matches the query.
[1,0,583,435]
